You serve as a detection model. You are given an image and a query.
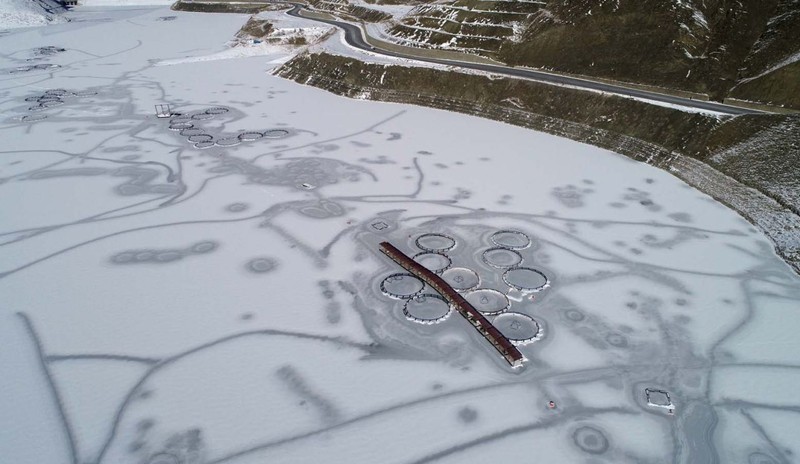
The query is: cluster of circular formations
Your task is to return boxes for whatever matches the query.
[21,88,96,122]
[380,230,549,345]
[167,107,291,149]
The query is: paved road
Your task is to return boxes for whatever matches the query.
[286,4,760,116]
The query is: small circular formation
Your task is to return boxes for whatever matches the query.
[441,267,480,292]
[226,202,249,213]
[110,251,136,264]
[503,267,549,292]
[205,106,229,115]
[490,230,532,250]
[194,141,215,149]
[191,112,214,120]
[465,288,509,316]
[11,63,60,74]
[263,129,290,138]
[494,312,540,345]
[179,128,204,137]
[415,233,456,252]
[72,90,98,97]
[572,425,609,455]
[246,257,278,273]
[154,251,182,263]
[191,241,217,254]
[238,131,263,141]
[134,251,155,262]
[380,273,425,300]
[403,294,452,324]
[187,134,213,143]
[412,251,451,274]
[564,308,585,322]
[40,100,63,108]
[216,137,241,147]
[605,332,628,348]
[21,114,47,123]
[169,122,193,131]
[170,115,192,124]
[482,247,523,268]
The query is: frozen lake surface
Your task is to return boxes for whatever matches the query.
[2,6,800,464]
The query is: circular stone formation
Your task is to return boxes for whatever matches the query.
[154,251,182,263]
[415,233,456,253]
[503,267,549,292]
[72,90,98,97]
[380,273,425,299]
[169,122,193,131]
[187,134,212,143]
[264,129,290,138]
[226,202,249,213]
[179,128,204,137]
[216,137,241,147]
[246,257,278,273]
[494,312,540,345]
[441,267,480,292]
[110,251,136,264]
[205,107,229,115]
[605,332,629,348]
[194,141,215,149]
[21,114,47,123]
[482,247,523,268]
[238,131,263,141]
[572,426,609,455]
[191,241,217,254]
[40,100,64,108]
[134,251,155,262]
[490,230,532,250]
[412,252,451,274]
[403,294,452,324]
[465,289,509,316]
[564,308,585,322]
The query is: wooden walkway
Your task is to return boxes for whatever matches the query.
[380,241,525,368]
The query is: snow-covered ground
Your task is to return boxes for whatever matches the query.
[1,5,800,464]
[0,0,66,30]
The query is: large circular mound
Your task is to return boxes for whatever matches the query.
[403,294,452,324]
[441,267,480,292]
[415,233,456,252]
[490,230,532,250]
[572,425,610,455]
[380,273,425,299]
[482,247,523,268]
[412,251,451,274]
[465,288,509,315]
[503,267,549,292]
[493,312,540,345]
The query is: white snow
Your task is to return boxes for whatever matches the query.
[1,5,799,464]
[0,0,65,29]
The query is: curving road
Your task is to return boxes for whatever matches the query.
[286,4,760,116]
